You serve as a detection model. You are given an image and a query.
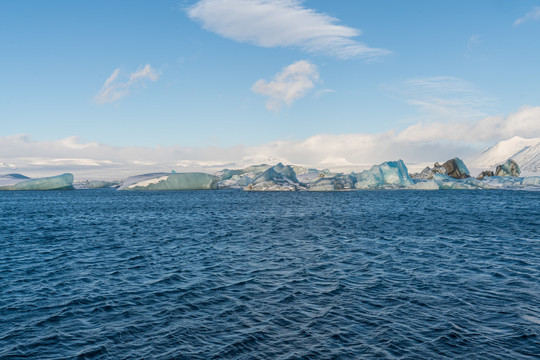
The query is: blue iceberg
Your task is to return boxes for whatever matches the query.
[0,173,74,190]
[354,160,414,189]
[118,172,218,191]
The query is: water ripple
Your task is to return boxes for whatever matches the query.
[1,190,539,359]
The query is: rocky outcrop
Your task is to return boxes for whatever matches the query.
[495,159,521,177]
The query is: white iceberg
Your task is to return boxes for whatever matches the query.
[0,173,74,190]
[118,172,218,191]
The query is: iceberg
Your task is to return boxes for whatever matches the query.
[74,180,121,189]
[355,160,414,189]
[522,176,540,186]
[245,163,305,191]
[0,173,74,190]
[451,157,470,178]
[308,174,357,191]
[430,174,492,190]
[410,157,470,180]
[495,159,521,177]
[408,179,440,190]
[211,160,540,192]
[218,174,253,189]
[118,172,218,191]
[216,164,271,189]
[216,164,271,181]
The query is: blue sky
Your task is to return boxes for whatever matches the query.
[1,0,540,176]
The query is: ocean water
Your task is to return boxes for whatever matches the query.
[1,189,539,359]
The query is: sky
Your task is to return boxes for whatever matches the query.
[1,0,540,178]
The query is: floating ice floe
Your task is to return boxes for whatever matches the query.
[0,173,74,190]
[118,172,218,190]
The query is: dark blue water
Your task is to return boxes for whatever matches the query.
[1,190,539,359]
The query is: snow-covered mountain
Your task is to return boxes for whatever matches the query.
[467,136,540,173]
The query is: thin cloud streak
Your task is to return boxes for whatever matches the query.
[95,64,160,104]
[387,76,494,121]
[187,0,390,60]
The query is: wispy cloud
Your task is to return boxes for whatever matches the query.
[95,64,160,104]
[514,6,540,26]
[252,60,319,111]
[465,34,481,57]
[388,76,493,121]
[467,34,480,51]
[313,88,336,99]
[187,0,390,60]
[4,107,540,178]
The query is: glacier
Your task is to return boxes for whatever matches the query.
[118,172,218,191]
[0,173,74,190]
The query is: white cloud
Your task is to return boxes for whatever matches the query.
[95,64,160,104]
[187,0,390,60]
[514,6,540,26]
[395,105,540,143]
[252,60,319,110]
[2,106,539,178]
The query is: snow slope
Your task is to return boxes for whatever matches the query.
[467,136,540,173]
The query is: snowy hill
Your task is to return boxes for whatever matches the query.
[467,136,540,173]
